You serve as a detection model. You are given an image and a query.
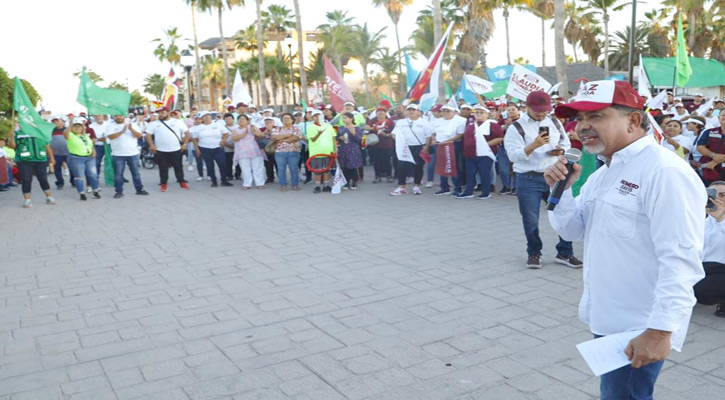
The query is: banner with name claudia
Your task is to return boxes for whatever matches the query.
[506,64,552,101]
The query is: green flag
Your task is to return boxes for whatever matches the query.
[76,67,131,115]
[381,93,396,107]
[675,13,692,87]
[301,99,308,111]
[444,81,453,98]
[13,77,53,144]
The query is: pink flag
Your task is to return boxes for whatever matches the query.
[323,55,355,111]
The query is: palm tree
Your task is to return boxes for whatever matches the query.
[293,0,308,104]
[143,74,166,100]
[197,0,244,98]
[350,24,387,104]
[372,0,413,94]
[409,15,436,58]
[373,48,401,98]
[584,0,629,75]
[450,1,495,81]
[202,56,224,109]
[72,69,103,83]
[526,0,554,66]
[498,0,534,65]
[184,0,204,112]
[151,27,185,65]
[554,0,569,97]
[306,48,326,95]
[564,1,601,64]
[262,4,295,58]
[263,55,290,107]
[255,0,268,105]
[316,10,356,74]
[608,23,670,71]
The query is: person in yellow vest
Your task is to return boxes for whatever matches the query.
[0,137,17,191]
[64,117,100,200]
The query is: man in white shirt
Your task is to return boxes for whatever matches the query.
[695,180,725,317]
[545,80,706,399]
[105,115,149,198]
[671,103,690,121]
[504,91,580,269]
[431,105,467,196]
[145,107,191,192]
[89,115,108,176]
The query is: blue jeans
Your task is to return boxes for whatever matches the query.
[54,154,68,187]
[67,154,99,193]
[113,155,144,194]
[515,172,573,256]
[200,147,228,184]
[463,156,493,196]
[497,147,514,189]
[595,335,664,400]
[275,151,301,187]
[94,144,105,175]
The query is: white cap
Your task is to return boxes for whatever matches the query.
[262,108,274,114]
[311,110,323,117]
[674,102,684,108]
[343,101,355,107]
[262,116,275,121]
[714,98,724,103]
[198,111,210,117]
[472,104,490,112]
[72,117,87,125]
[551,95,562,100]
[248,104,257,109]
[674,96,682,102]
[685,118,705,126]
[357,106,366,112]
[405,104,419,110]
[695,93,704,97]
[460,104,473,110]
[441,105,456,111]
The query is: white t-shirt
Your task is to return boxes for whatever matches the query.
[433,115,466,143]
[106,121,140,157]
[474,121,495,160]
[190,123,226,149]
[146,118,188,152]
[392,118,434,146]
[89,121,108,145]
[662,134,694,155]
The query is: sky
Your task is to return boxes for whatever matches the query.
[1,0,656,112]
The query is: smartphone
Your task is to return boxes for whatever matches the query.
[707,187,717,211]
[539,126,550,136]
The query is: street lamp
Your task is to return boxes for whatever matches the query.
[180,49,195,112]
[283,34,296,106]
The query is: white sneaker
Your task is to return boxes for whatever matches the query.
[204,176,212,181]
[86,187,92,193]
[62,167,69,176]
[389,187,408,196]
[425,181,434,188]
[188,165,194,171]
[413,186,422,195]
[196,177,203,182]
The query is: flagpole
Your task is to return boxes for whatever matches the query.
[627,0,637,85]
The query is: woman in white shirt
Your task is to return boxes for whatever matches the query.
[190,113,233,187]
[662,120,693,160]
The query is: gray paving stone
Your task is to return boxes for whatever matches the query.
[1,166,724,399]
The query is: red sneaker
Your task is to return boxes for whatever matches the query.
[180,181,190,190]
[160,184,168,192]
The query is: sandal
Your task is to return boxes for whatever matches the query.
[242,186,251,190]
[280,186,288,192]
[257,186,265,189]
[292,186,301,191]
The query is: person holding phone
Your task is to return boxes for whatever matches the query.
[696,181,725,317]
[503,91,581,269]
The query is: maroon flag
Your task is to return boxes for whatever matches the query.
[434,142,458,177]
[324,55,355,111]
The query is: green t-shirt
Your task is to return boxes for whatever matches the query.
[66,133,94,156]
[335,112,366,127]
[306,123,336,155]
[2,146,15,160]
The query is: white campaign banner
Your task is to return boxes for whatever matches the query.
[506,65,551,101]
[231,70,252,105]
[330,161,347,194]
[464,74,494,94]
[395,130,416,163]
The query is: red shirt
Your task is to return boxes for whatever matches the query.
[366,117,395,150]
[463,119,504,158]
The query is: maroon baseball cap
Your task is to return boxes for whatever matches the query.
[431,104,443,112]
[555,81,645,118]
[526,91,552,113]
[156,107,169,112]
[236,102,248,108]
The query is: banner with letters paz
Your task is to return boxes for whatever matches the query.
[506,65,552,102]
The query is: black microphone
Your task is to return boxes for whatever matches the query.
[546,148,582,211]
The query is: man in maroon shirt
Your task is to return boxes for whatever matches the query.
[457,105,504,199]
[365,107,395,183]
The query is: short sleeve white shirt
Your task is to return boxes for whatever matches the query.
[393,118,434,146]
[89,121,108,145]
[190,123,225,149]
[106,121,140,157]
[662,134,694,155]
[433,115,466,143]
[146,119,187,152]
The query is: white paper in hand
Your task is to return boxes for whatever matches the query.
[576,329,645,377]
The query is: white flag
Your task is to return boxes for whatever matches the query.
[394,126,416,163]
[464,74,494,94]
[506,65,552,101]
[637,55,652,103]
[694,98,715,117]
[330,161,347,194]
[547,82,562,95]
[646,90,668,110]
[447,93,459,111]
[231,70,252,105]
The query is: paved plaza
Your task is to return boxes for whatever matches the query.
[0,165,724,400]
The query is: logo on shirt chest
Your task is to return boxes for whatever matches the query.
[617,179,640,196]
